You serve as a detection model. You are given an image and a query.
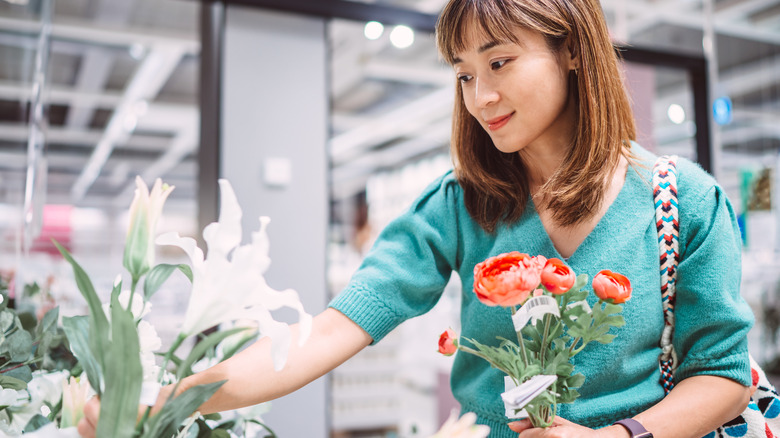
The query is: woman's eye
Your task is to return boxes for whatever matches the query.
[490,59,508,70]
[457,74,473,83]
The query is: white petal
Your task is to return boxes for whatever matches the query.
[203,179,243,258]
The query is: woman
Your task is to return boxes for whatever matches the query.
[79,0,753,436]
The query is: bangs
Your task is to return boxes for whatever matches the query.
[436,0,523,65]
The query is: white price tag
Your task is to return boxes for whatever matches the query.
[512,296,560,330]
[504,376,528,419]
[140,381,162,406]
[501,374,557,414]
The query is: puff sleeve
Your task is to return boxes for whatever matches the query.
[328,173,462,344]
[672,160,754,386]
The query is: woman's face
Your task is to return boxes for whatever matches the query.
[453,24,578,158]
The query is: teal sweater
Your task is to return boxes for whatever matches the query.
[329,145,754,437]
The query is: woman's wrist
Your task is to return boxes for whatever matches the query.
[604,424,633,438]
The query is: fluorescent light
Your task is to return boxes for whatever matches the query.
[390,25,414,49]
[364,21,384,40]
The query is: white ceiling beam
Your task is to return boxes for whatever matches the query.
[66,0,137,129]
[0,122,173,149]
[70,43,187,201]
[330,86,453,164]
[0,15,199,54]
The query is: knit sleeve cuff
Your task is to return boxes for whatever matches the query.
[674,349,753,387]
[328,283,405,345]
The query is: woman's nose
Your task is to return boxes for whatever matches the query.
[474,77,499,108]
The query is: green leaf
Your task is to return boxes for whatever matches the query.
[0,375,28,390]
[36,306,59,338]
[7,329,33,362]
[177,328,247,379]
[219,331,258,362]
[0,309,14,331]
[3,365,32,383]
[143,264,191,301]
[96,293,143,438]
[141,380,226,438]
[62,316,103,396]
[23,414,50,432]
[53,240,110,395]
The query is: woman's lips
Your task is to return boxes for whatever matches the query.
[486,113,513,131]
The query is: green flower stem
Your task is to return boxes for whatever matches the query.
[0,357,43,373]
[510,306,529,366]
[158,333,186,382]
[539,314,552,370]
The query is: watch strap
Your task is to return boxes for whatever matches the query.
[613,418,653,438]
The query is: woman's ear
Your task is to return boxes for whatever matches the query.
[566,37,580,72]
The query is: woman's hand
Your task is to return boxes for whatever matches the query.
[508,417,629,437]
[76,396,100,438]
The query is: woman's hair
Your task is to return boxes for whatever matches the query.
[436,0,636,232]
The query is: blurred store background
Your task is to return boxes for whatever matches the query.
[0,0,779,437]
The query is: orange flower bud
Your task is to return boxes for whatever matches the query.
[592,270,632,304]
[541,258,575,295]
[438,328,459,356]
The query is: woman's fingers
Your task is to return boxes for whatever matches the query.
[509,419,534,432]
[77,396,100,438]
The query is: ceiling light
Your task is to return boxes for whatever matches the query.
[667,104,685,125]
[390,25,414,49]
[364,21,384,40]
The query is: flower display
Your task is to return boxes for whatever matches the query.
[592,270,632,304]
[438,328,459,356]
[23,176,310,437]
[439,253,630,428]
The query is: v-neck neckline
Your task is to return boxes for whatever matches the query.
[530,165,636,263]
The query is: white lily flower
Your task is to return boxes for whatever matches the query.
[124,176,174,281]
[430,411,491,438]
[60,376,93,429]
[156,179,312,371]
[138,320,162,382]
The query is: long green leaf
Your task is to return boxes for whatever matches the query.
[62,316,102,396]
[143,264,191,301]
[53,240,110,395]
[177,328,247,379]
[96,294,143,438]
[140,380,226,438]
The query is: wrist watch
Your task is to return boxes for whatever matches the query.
[613,419,653,438]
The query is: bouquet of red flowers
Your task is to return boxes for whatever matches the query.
[438,252,631,428]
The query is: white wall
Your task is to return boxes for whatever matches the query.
[223,6,329,437]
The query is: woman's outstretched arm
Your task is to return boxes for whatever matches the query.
[78,308,372,437]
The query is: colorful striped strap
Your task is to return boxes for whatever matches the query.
[652,155,679,394]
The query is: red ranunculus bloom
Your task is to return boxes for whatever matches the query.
[541,258,576,295]
[473,252,543,307]
[438,328,458,356]
[592,270,632,304]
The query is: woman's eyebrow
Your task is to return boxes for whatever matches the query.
[452,40,500,64]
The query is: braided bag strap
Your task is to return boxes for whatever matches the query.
[652,155,679,395]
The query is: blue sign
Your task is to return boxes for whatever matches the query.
[713,96,732,125]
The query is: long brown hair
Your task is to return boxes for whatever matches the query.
[436,0,636,232]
